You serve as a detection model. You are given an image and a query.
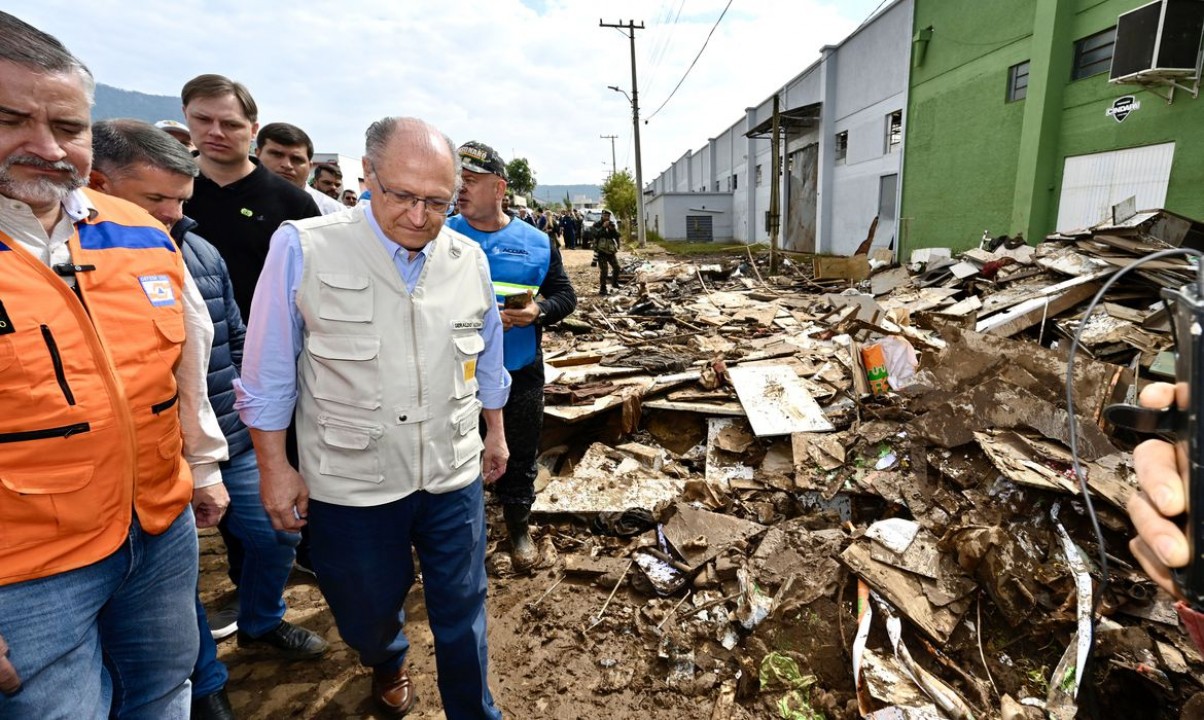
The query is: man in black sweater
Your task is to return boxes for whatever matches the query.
[180,73,319,319]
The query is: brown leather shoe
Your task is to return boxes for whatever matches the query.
[372,664,416,717]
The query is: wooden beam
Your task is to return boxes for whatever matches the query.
[976,282,1100,338]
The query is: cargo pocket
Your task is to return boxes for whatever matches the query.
[450,400,484,469]
[0,463,99,548]
[317,416,383,483]
[451,332,485,399]
[306,334,381,409]
[154,315,186,356]
[317,273,373,323]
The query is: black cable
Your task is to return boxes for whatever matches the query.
[644,0,734,122]
[1065,247,1204,657]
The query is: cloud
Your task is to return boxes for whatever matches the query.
[12,0,880,185]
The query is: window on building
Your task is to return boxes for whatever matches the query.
[879,174,898,220]
[885,111,902,153]
[835,131,848,163]
[1072,27,1117,80]
[732,174,739,191]
[1007,60,1030,101]
[755,164,763,186]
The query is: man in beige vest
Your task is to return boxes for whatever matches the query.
[235,117,510,719]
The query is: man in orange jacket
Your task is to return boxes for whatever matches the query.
[0,12,229,718]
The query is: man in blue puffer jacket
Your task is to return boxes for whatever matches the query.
[90,119,328,720]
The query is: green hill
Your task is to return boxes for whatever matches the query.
[93,83,182,124]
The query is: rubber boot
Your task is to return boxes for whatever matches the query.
[503,504,538,572]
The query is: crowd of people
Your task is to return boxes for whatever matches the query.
[0,11,578,720]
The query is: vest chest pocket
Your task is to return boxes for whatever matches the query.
[452,332,485,399]
[317,416,383,484]
[306,334,382,409]
[318,274,373,323]
[153,315,187,371]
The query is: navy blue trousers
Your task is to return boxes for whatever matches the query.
[308,479,501,720]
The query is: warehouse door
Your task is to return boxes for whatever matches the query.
[1056,142,1175,231]
[686,215,713,242]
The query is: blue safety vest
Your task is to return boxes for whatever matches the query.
[446,215,550,370]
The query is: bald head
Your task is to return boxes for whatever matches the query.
[364,117,461,195]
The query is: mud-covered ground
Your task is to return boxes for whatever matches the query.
[204,245,1203,719]
[206,247,719,719]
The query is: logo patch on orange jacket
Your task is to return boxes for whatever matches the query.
[138,275,176,307]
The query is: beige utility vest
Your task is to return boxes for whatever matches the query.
[291,209,492,506]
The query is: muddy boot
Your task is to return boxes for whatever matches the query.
[503,504,538,572]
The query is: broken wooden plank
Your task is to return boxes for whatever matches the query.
[644,398,746,416]
[814,255,870,281]
[975,281,1101,337]
[727,365,835,436]
[532,442,686,514]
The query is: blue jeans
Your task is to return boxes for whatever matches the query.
[192,447,299,697]
[0,507,198,719]
[308,479,501,720]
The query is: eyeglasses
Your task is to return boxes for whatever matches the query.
[368,161,453,215]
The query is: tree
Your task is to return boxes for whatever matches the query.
[563,190,573,211]
[601,170,637,239]
[506,157,536,198]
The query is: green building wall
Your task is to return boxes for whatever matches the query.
[901,0,1204,256]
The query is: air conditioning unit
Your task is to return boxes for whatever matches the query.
[1110,0,1204,83]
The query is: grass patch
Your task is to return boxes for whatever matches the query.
[650,240,770,256]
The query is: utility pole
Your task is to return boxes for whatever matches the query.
[600,134,618,178]
[600,19,647,248]
[769,94,782,275]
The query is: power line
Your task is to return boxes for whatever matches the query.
[644,0,734,122]
[644,0,688,96]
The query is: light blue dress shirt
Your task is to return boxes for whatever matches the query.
[234,207,511,431]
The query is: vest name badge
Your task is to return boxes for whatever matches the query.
[139,275,176,307]
[451,319,484,331]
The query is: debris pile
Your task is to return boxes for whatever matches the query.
[509,210,1204,719]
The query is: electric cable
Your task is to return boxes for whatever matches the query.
[644,0,687,97]
[644,0,734,122]
[1065,246,1204,665]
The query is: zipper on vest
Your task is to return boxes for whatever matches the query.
[0,422,90,444]
[152,392,179,415]
[40,325,76,406]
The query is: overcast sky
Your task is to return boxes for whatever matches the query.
[14,0,885,186]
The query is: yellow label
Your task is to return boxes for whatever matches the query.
[463,359,477,382]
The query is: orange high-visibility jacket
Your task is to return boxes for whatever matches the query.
[0,189,193,585]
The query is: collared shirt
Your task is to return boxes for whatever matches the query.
[0,189,229,488]
[235,205,511,432]
[305,185,345,216]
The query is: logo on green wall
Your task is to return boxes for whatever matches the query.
[1106,96,1141,123]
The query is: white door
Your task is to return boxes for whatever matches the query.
[1056,142,1175,232]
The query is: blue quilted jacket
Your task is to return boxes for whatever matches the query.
[171,217,252,458]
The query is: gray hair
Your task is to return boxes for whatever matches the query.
[364,117,462,195]
[92,119,199,179]
[0,11,95,104]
